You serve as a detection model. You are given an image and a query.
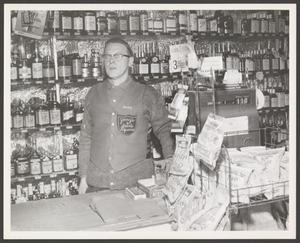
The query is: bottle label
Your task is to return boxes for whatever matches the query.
[62,16,72,30]
[58,65,71,78]
[50,109,61,125]
[39,110,50,125]
[226,56,233,70]
[92,67,101,78]
[150,63,160,74]
[271,97,278,108]
[264,95,270,108]
[277,93,285,107]
[97,19,107,32]
[189,14,197,32]
[262,59,270,71]
[63,110,74,121]
[11,66,17,80]
[73,17,83,31]
[210,19,217,32]
[82,67,90,78]
[53,11,60,29]
[76,112,83,122]
[13,115,23,128]
[43,67,55,78]
[245,59,254,72]
[148,19,154,32]
[279,57,286,70]
[140,14,148,32]
[85,15,96,31]
[251,19,260,33]
[119,19,128,32]
[53,158,63,172]
[30,161,41,175]
[285,93,289,106]
[25,114,35,127]
[72,59,82,76]
[166,18,176,32]
[18,66,32,79]
[178,14,187,28]
[198,18,207,32]
[269,21,276,33]
[272,58,279,70]
[139,64,149,74]
[32,62,43,79]
[42,161,53,174]
[153,20,163,32]
[129,16,140,32]
[107,18,117,32]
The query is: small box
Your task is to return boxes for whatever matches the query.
[125,186,147,200]
[64,154,78,170]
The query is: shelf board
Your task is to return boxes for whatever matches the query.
[11,169,78,184]
[11,123,82,134]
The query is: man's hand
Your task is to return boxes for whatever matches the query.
[78,176,88,194]
[153,157,173,173]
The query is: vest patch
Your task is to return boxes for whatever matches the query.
[117,114,137,135]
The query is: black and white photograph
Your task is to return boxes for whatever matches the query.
[3,2,297,239]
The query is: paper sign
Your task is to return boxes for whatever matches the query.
[169,43,197,73]
[200,56,224,71]
[223,116,249,136]
[14,11,47,39]
[223,70,243,85]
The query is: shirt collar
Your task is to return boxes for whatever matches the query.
[105,75,134,91]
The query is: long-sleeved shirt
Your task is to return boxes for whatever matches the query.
[78,76,174,189]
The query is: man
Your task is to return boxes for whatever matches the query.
[78,37,174,193]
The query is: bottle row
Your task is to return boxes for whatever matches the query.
[11,90,84,130]
[11,10,290,37]
[11,176,78,204]
[11,152,78,178]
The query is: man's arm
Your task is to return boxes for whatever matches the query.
[145,86,174,159]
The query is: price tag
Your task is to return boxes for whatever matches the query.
[18,177,25,182]
[50,173,57,178]
[77,78,84,82]
[54,126,60,130]
[69,171,76,175]
[48,80,55,84]
[21,129,28,133]
[169,44,192,73]
[39,128,46,131]
[34,175,42,180]
[66,125,72,129]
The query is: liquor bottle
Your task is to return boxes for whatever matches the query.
[177,10,187,35]
[267,11,276,33]
[31,41,43,84]
[260,12,269,33]
[72,11,84,36]
[197,10,207,33]
[11,10,18,33]
[129,11,140,35]
[28,183,34,201]
[165,15,177,35]
[61,11,72,35]
[284,11,289,34]
[58,50,72,82]
[153,15,163,35]
[24,104,35,128]
[18,57,32,84]
[245,51,255,73]
[277,10,286,34]
[81,53,90,78]
[96,11,107,35]
[50,10,61,35]
[138,44,149,76]
[270,87,278,109]
[75,101,84,123]
[84,11,96,35]
[72,52,82,79]
[189,10,198,34]
[270,48,279,73]
[262,48,271,72]
[12,106,24,129]
[42,55,54,83]
[35,100,50,127]
[241,16,250,34]
[30,151,41,175]
[284,80,289,108]
[223,14,233,34]
[90,49,101,78]
[48,90,61,125]
[140,10,148,35]
[148,11,154,35]
[11,52,18,83]
[208,11,218,33]
[150,42,160,77]
[106,11,118,35]
[215,10,224,34]
[250,13,260,33]
[160,48,170,75]
[118,11,129,35]
[39,181,45,200]
[61,97,75,125]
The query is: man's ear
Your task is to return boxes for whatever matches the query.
[128,56,134,67]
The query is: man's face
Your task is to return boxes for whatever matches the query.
[103,42,132,80]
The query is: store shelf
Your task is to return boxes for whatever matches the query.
[11,169,78,184]
[11,123,82,134]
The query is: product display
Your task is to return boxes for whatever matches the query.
[10,9,290,233]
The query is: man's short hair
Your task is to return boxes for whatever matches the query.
[104,37,133,57]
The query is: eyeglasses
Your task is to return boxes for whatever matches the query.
[102,53,131,61]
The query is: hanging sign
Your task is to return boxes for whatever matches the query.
[14,11,47,39]
[197,56,224,77]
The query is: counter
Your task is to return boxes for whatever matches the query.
[11,190,172,231]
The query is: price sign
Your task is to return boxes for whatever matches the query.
[169,44,196,73]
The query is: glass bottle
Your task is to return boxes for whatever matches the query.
[48,90,61,126]
[31,41,43,84]
[189,10,198,34]
[118,11,129,35]
[75,101,84,124]
[160,48,170,75]
[150,42,160,76]
[140,10,148,35]
[166,15,177,35]
[215,10,224,34]
[58,50,72,82]
[262,48,271,72]
[177,10,187,35]
[11,53,18,83]
[81,53,90,79]
[18,58,32,83]
[90,49,101,78]
[129,10,140,35]
[72,52,82,79]
[61,11,72,35]
[84,11,96,35]
[138,44,149,76]
[11,10,18,33]
[241,17,250,34]
[148,11,154,35]
[153,15,163,35]
[270,87,278,109]
[197,10,207,33]
[250,13,260,33]
[61,97,75,125]
[35,100,50,127]
[278,11,286,34]
[24,104,35,128]
[12,106,24,129]
[50,10,61,35]
[72,11,84,36]
[43,55,55,83]
[260,12,269,33]
[28,184,35,200]
[96,11,107,35]
[271,48,279,73]
[223,14,233,34]
[208,11,218,33]
[106,11,118,35]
